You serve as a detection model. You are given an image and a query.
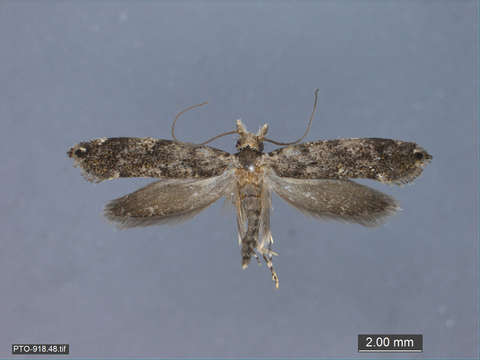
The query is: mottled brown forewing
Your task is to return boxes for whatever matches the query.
[264,138,432,184]
[68,137,232,183]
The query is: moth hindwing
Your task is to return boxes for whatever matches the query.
[68,104,432,289]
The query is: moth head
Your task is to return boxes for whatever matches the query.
[235,119,268,152]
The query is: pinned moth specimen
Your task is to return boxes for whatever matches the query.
[68,90,432,288]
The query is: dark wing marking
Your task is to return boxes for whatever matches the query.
[264,138,432,185]
[68,137,233,182]
[104,170,235,228]
[265,169,399,227]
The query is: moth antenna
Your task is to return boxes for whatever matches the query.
[264,88,319,146]
[171,101,209,142]
[171,101,237,145]
[198,130,237,146]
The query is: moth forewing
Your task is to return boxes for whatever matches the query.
[68,137,233,182]
[265,138,432,184]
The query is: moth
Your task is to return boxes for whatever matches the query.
[68,90,432,288]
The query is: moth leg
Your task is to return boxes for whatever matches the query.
[253,251,261,265]
[262,254,279,289]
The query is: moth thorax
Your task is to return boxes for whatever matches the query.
[237,147,262,171]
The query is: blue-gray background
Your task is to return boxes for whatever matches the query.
[0,1,477,358]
